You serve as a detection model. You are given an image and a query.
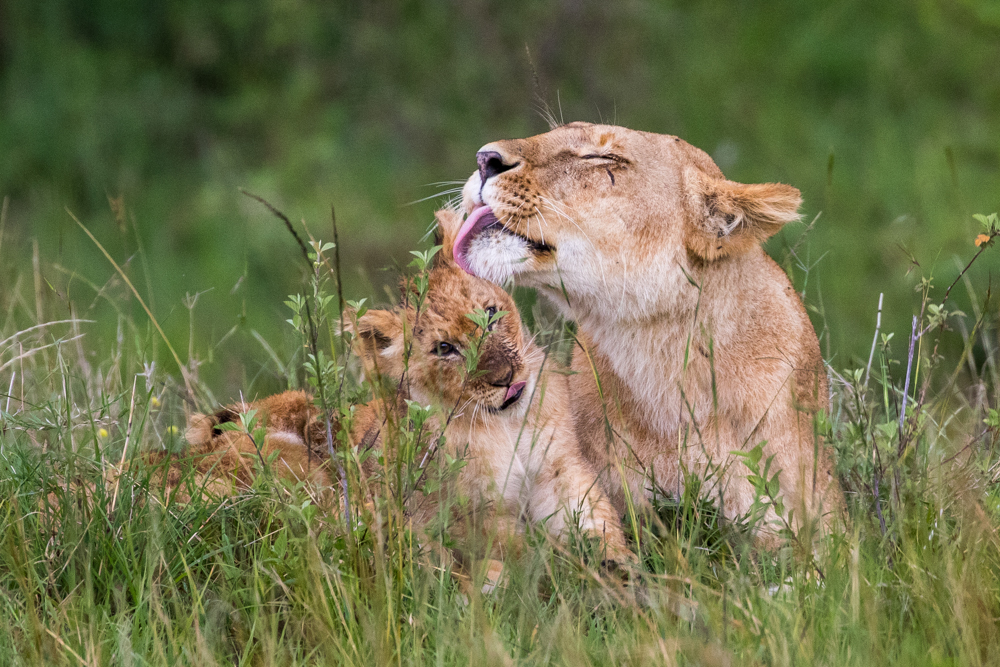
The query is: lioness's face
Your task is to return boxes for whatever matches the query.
[456,122,801,319]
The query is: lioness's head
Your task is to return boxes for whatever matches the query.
[456,122,802,318]
[350,210,534,417]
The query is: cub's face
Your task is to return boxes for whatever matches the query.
[456,122,802,319]
[409,264,530,414]
[353,262,533,417]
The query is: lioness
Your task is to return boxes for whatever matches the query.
[347,209,634,568]
[454,122,842,538]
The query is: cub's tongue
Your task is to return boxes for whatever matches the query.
[504,381,527,403]
[454,206,499,275]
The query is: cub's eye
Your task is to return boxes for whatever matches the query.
[433,341,457,356]
[485,306,499,331]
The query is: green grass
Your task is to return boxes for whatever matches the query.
[4,210,1000,665]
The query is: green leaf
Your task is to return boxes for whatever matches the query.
[408,246,442,270]
[347,298,368,318]
[216,421,243,433]
[876,422,897,438]
[239,409,259,432]
[974,212,1000,234]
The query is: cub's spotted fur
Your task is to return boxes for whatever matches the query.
[162,390,333,501]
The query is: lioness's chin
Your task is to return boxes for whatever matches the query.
[464,229,532,284]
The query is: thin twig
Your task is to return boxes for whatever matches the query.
[898,315,918,438]
[307,298,351,523]
[864,293,884,387]
[331,205,351,406]
[239,189,311,269]
[939,243,989,315]
[332,205,346,343]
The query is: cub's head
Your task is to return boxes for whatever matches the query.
[349,210,535,416]
[456,122,802,318]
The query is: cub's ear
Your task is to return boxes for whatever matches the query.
[185,413,216,447]
[684,168,802,261]
[344,308,412,381]
[185,403,243,445]
[432,208,463,266]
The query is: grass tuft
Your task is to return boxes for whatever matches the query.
[3,211,1000,665]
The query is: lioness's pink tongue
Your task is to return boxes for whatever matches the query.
[454,206,498,275]
[505,381,527,402]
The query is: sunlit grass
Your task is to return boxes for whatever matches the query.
[3,213,1000,665]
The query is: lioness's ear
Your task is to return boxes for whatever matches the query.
[346,308,412,381]
[432,208,463,266]
[685,168,802,261]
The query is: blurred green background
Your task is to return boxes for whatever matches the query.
[1,0,998,397]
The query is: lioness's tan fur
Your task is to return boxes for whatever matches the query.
[458,122,842,538]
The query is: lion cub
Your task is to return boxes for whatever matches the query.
[158,210,632,578]
[147,390,333,502]
[348,209,634,568]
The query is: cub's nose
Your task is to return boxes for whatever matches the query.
[482,360,515,388]
[477,150,518,183]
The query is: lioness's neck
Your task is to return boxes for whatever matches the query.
[567,248,768,337]
[566,250,773,434]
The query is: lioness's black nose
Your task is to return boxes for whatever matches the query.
[477,151,518,182]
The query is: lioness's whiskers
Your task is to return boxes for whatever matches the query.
[540,195,610,296]
[534,208,551,247]
[502,200,531,241]
[407,186,466,206]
